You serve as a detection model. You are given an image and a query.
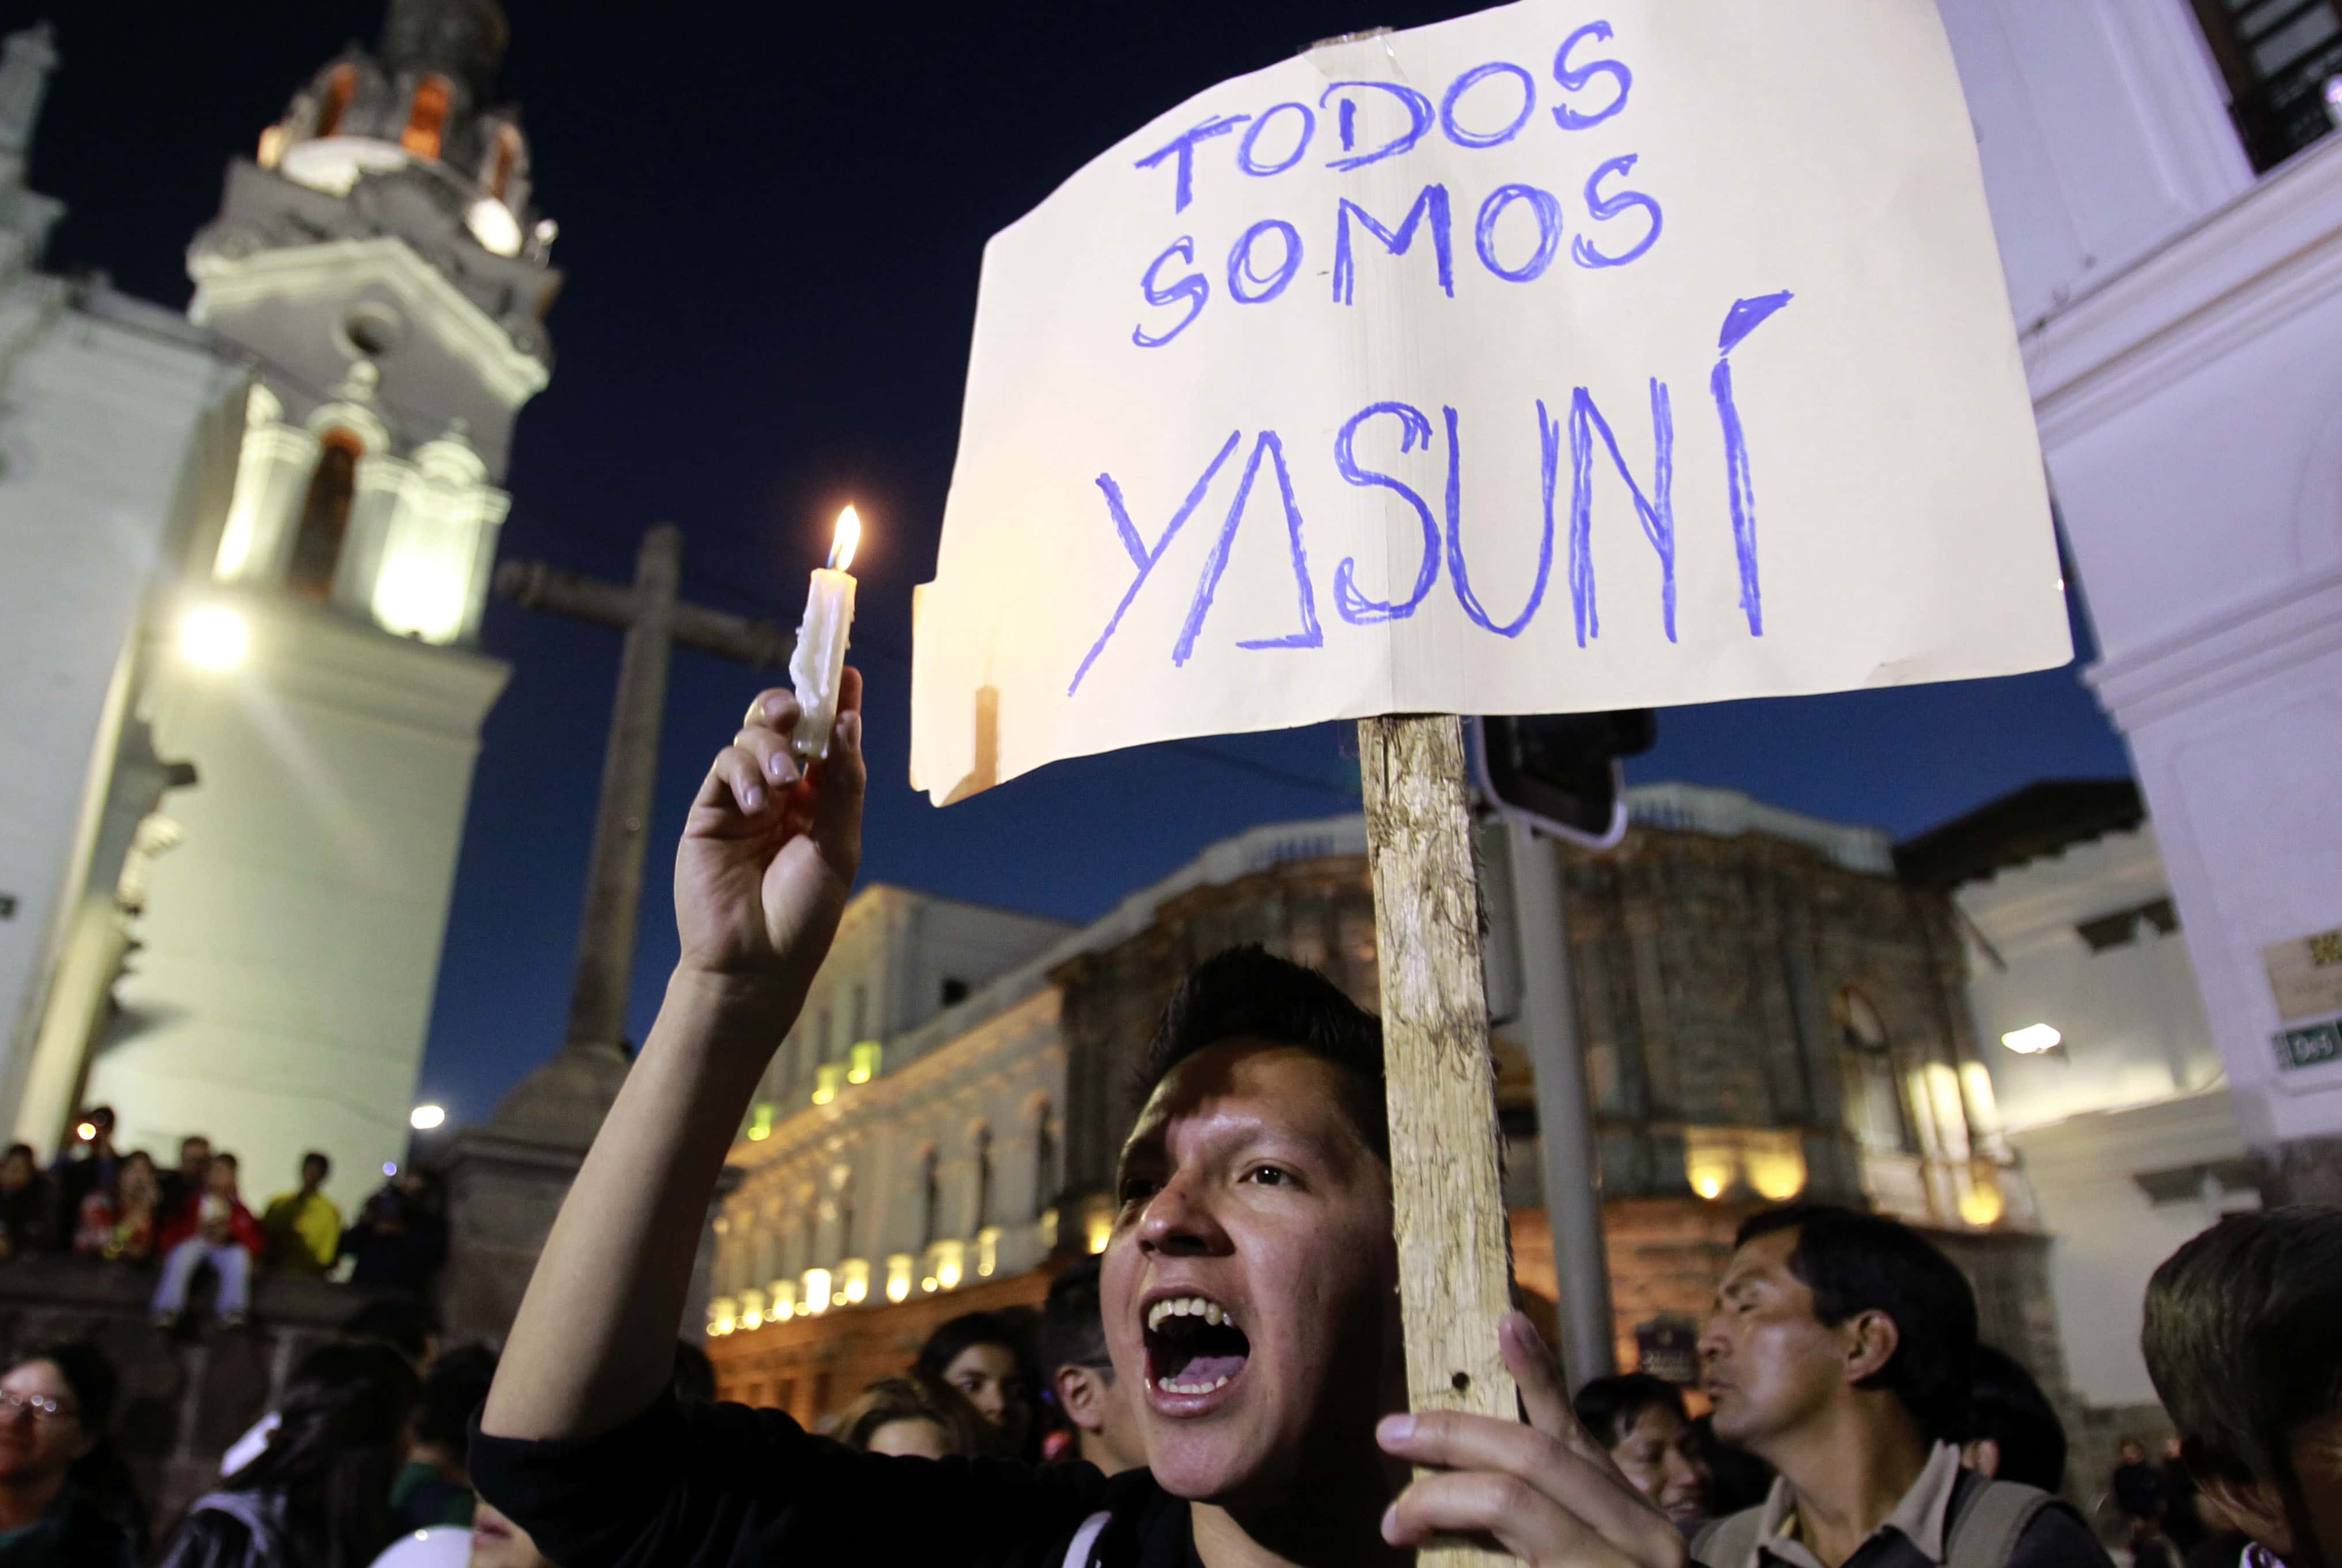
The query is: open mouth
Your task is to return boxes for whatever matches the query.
[1143,1293,1252,1396]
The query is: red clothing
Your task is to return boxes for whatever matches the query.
[74,1191,155,1261]
[157,1192,262,1257]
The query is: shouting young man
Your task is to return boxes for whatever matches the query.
[474,677,1684,1568]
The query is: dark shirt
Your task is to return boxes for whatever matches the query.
[2114,1461,2164,1520]
[0,1488,139,1568]
[471,1394,1202,1568]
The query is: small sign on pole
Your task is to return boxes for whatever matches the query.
[913,3,2065,1559]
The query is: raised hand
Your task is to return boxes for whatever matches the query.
[674,670,866,999]
[1376,1312,1690,1568]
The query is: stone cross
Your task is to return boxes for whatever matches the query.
[495,524,794,1077]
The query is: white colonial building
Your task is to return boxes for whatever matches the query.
[1904,782,2249,1416]
[1,0,558,1217]
[1941,0,2342,1197]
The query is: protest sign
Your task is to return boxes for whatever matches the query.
[911,0,2066,805]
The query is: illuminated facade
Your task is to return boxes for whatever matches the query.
[706,791,2059,1419]
[9,0,556,1217]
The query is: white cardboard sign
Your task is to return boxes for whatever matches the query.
[911,0,2068,806]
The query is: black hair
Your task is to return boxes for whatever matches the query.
[671,1339,716,1404]
[1038,1256,1112,1381]
[87,1107,114,1129]
[914,1311,1034,1392]
[22,1341,116,1428]
[1969,1343,2067,1492]
[413,1342,497,1458]
[339,1297,436,1362]
[3,1143,31,1165]
[2144,1206,2342,1514]
[1571,1372,1689,1451]
[196,1341,417,1568]
[302,1151,331,1177]
[1132,946,1388,1163]
[24,1342,145,1556]
[211,1151,238,1171]
[1735,1203,1977,1443]
[836,1375,986,1456]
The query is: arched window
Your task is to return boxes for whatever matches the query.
[288,430,362,601]
[489,125,521,200]
[401,74,451,160]
[836,1175,856,1259]
[918,1147,940,1248]
[1033,1105,1059,1220]
[317,64,355,138]
[797,1206,817,1274]
[973,1126,994,1231]
[1835,988,1914,1156]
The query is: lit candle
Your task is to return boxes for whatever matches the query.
[789,505,861,760]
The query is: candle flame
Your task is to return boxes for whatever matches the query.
[828,506,862,573]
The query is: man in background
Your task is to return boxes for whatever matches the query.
[1036,1255,1143,1475]
[260,1151,341,1275]
[1695,1204,2106,1568]
[156,1135,210,1221]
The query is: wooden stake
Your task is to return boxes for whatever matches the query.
[1358,714,1519,1568]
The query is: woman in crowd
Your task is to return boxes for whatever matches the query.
[154,1339,419,1567]
[1570,1372,1712,1529]
[835,1375,988,1459]
[2143,1206,2342,1568]
[0,1145,56,1260]
[911,1311,1037,1460]
[73,1149,159,1263]
[0,1342,140,1566]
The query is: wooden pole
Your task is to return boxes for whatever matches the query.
[1358,714,1519,1568]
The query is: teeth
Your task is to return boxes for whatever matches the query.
[1156,1374,1232,1394]
[1144,1295,1238,1331]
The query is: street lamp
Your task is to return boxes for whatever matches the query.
[1999,1023,2062,1056]
[178,604,249,670]
[410,1104,446,1131]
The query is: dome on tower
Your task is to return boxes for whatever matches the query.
[243,0,545,267]
[381,0,509,98]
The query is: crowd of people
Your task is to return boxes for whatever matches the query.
[437,688,2337,1568]
[2,685,2328,1568]
[0,1117,448,1327]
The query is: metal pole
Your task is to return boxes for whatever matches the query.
[1508,817,1617,1385]
[562,524,681,1052]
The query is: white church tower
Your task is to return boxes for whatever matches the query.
[78,0,557,1210]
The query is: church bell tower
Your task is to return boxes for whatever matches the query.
[80,0,557,1212]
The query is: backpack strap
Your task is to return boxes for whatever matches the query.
[1944,1478,2054,1568]
[1692,1504,1769,1568]
[1060,1509,1113,1568]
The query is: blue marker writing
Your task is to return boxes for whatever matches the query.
[1070,431,1241,695]
[1713,291,1795,636]
[1334,186,1454,305]
[1333,402,1441,624]
[1176,432,1323,663]
[1133,115,1249,213]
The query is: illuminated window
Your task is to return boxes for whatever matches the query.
[847,1041,880,1085]
[401,74,451,160]
[288,430,362,602]
[316,64,355,138]
[1834,988,1915,1156]
[810,1063,843,1106]
[746,1102,773,1142]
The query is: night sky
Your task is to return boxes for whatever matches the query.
[25,1,2129,1129]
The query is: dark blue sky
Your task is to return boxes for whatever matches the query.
[28,0,2128,1129]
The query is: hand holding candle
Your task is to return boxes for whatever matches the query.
[789,505,860,761]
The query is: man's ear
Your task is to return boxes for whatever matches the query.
[1963,1437,2002,1479]
[1053,1366,1105,1434]
[1841,1308,1900,1385]
[2197,1476,2293,1558]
